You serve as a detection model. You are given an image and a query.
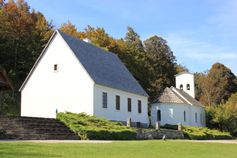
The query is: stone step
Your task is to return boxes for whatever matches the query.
[0,116,78,140]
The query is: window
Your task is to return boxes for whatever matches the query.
[116,95,120,110]
[54,64,58,71]
[200,113,203,124]
[180,84,183,90]
[186,84,190,90]
[138,100,142,113]
[102,92,107,108]
[128,98,132,112]
[157,110,161,121]
[184,111,186,122]
[195,112,198,123]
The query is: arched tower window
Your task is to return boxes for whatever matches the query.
[180,84,183,90]
[186,84,190,90]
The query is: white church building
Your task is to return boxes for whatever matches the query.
[19,30,149,127]
[151,72,206,127]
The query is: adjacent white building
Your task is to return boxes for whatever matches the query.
[19,30,149,127]
[151,72,206,127]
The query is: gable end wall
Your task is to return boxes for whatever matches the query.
[21,32,94,118]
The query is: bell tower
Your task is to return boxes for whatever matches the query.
[175,72,195,98]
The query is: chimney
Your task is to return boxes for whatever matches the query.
[83,38,91,43]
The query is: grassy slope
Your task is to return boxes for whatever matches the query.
[0,141,237,158]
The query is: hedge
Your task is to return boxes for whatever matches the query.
[182,125,232,140]
[57,112,136,140]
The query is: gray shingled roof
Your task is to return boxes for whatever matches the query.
[158,87,187,104]
[157,87,203,107]
[58,31,148,97]
[173,87,203,107]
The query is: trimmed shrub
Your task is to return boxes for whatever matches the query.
[183,126,232,140]
[57,112,136,140]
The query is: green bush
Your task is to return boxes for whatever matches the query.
[206,93,237,137]
[183,126,232,140]
[57,112,136,140]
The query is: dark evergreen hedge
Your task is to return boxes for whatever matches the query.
[57,112,136,140]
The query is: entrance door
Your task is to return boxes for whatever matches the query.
[157,110,161,122]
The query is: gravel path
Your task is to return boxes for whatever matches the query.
[0,139,237,144]
[175,140,237,144]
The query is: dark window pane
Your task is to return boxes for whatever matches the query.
[102,92,107,108]
[54,64,58,71]
[116,95,120,110]
[128,98,131,112]
[157,110,161,121]
[184,111,186,122]
[138,100,142,113]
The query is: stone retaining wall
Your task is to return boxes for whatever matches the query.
[136,129,184,139]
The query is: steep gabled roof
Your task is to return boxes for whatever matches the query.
[157,86,203,107]
[59,31,148,96]
[20,30,148,97]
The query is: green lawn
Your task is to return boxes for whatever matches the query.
[0,141,236,158]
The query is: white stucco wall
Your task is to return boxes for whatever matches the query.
[21,32,94,118]
[93,84,149,126]
[176,73,195,98]
[151,103,206,127]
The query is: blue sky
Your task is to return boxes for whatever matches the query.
[26,0,237,75]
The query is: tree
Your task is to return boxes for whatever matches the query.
[175,64,189,73]
[0,0,53,115]
[122,27,150,99]
[198,63,237,106]
[144,35,176,101]
[194,72,206,101]
[0,0,53,87]
[59,21,79,38]
[124,27,144,53]
[206,93,237,136]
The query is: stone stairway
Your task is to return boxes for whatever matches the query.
[0,116,78,140]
